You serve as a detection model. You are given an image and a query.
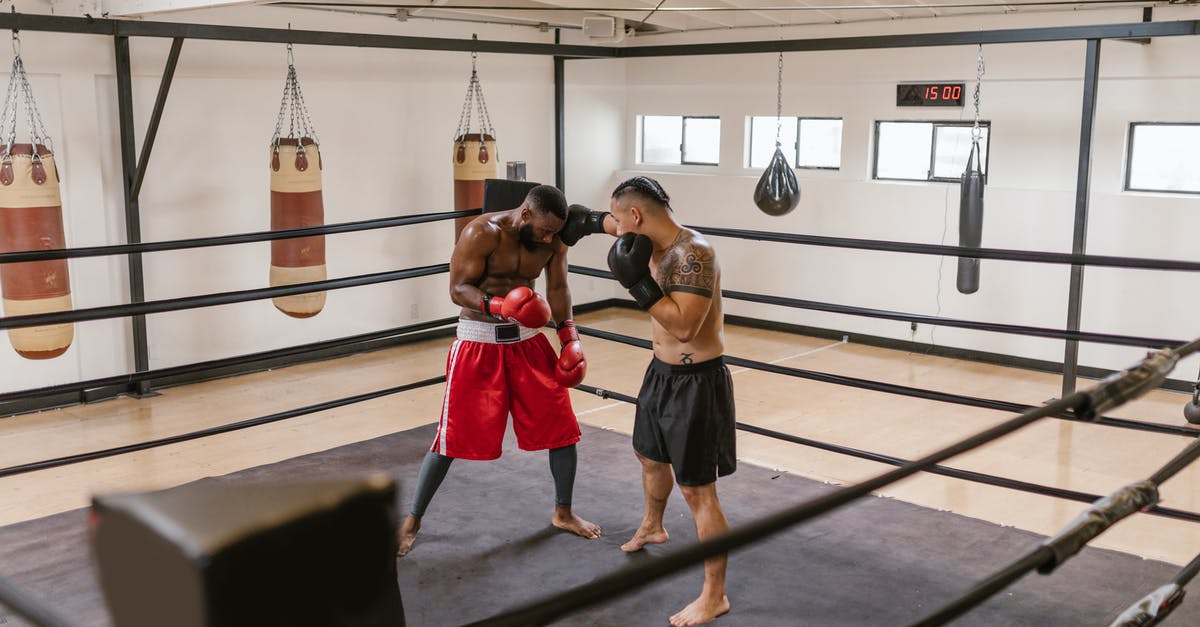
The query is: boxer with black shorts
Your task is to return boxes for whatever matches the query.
[559,177,734,626]
[396,185,600,557]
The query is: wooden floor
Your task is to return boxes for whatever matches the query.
[2,307,1199,567]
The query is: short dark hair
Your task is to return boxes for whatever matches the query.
[525,185,567,220]
[611,176,671,209]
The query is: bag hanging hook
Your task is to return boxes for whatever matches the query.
[471,33,478,74]
[286,24,295,68]
[10,6,20,58]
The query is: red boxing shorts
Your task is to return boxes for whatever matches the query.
[431,318,581,460]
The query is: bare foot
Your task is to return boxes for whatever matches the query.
[669,594,730,626]
[552,506,602,539]
[396,514,421,557]
[620,523,669,553]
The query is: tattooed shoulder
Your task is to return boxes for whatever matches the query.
[657,230,716,298]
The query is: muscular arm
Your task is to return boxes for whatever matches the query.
[648,238,716,343]
[545,239,572,325]
[448,221,500,312]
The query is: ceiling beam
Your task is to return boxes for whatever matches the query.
[99,0,268,17]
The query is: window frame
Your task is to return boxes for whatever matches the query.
[747,115,843,171]
[637,115,722,167]
[1124,121,1200,195]
[872,119,992,183]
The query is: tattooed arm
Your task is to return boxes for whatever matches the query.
[648,231,716,343]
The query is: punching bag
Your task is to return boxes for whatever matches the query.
[452,132,495,240]
[957,143,985,295]
[268,45,325,318]
[269,138,326,318]
[754,145,801,217]
[0,144,72,359]
[452,48,498,241]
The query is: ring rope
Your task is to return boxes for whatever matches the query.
[576,325,1200,438]
[469,341,1196,626]
[0,263,449,331]
[912,435,1200,626]
[0,375,446,479]
[569,265,1182,349]
[0,208,482,265]
[0,316,458,405]
[1109,550,1200,626]
[693,225,1200,273]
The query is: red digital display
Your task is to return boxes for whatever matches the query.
[897,83,966,107]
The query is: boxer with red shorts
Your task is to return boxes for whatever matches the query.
[396,185,599,557]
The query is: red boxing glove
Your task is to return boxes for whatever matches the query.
[555,321,587,388]
[483,286,552,329]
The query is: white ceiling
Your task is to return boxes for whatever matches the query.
[98,0,1188,35]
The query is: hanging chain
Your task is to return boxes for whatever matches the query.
[453,37,496,143]
[271,41,319,149]
[971,43,985,145]
[775,51,783,148]
[0,30,54,157]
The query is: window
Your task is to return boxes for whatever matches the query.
[873,121,990,182]
[748,116,843,169]
[638,115,721,165]
[1126,123,1200,194]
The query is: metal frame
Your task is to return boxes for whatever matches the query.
[113,35,151,388]
[1062,39,1102,397]
[0,11,1193,401]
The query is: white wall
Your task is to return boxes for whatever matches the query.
[0,6,590,393]
[556,5,1200,378]
[4,4,1198,393]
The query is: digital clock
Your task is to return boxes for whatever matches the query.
[897,83,966,107]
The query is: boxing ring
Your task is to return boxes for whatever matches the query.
[0,10,1199,627]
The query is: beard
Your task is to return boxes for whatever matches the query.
[518,224,540,251]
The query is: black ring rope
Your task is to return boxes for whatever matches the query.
[1176,551,1200,590]
[0,375,446,479]
[0,316,458,405]
[470,341,1199,626]
[691,225,1200,273]
[0,208,481,264]
[568,265,1182,349]
[1106,552,1199,627]
[576,389,1200,523]
[0,576,73,627]
[466,396,1084,626]
[912,436,1200,626]
[0,263,449,331]
[576,325,1200,438]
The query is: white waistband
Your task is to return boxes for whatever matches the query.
[456,318,541,344]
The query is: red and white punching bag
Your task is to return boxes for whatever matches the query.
[268,44,326,318]
[0,144,72,358]
[0,45,72,360]
[453,132,495,240]
[269,138,325,318]
[452,49,497,241]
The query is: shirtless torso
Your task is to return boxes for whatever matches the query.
[450,210,570,324]
[648,228,724,365]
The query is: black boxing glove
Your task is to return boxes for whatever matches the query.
[558,204,610,247]
[607,233,663,310]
